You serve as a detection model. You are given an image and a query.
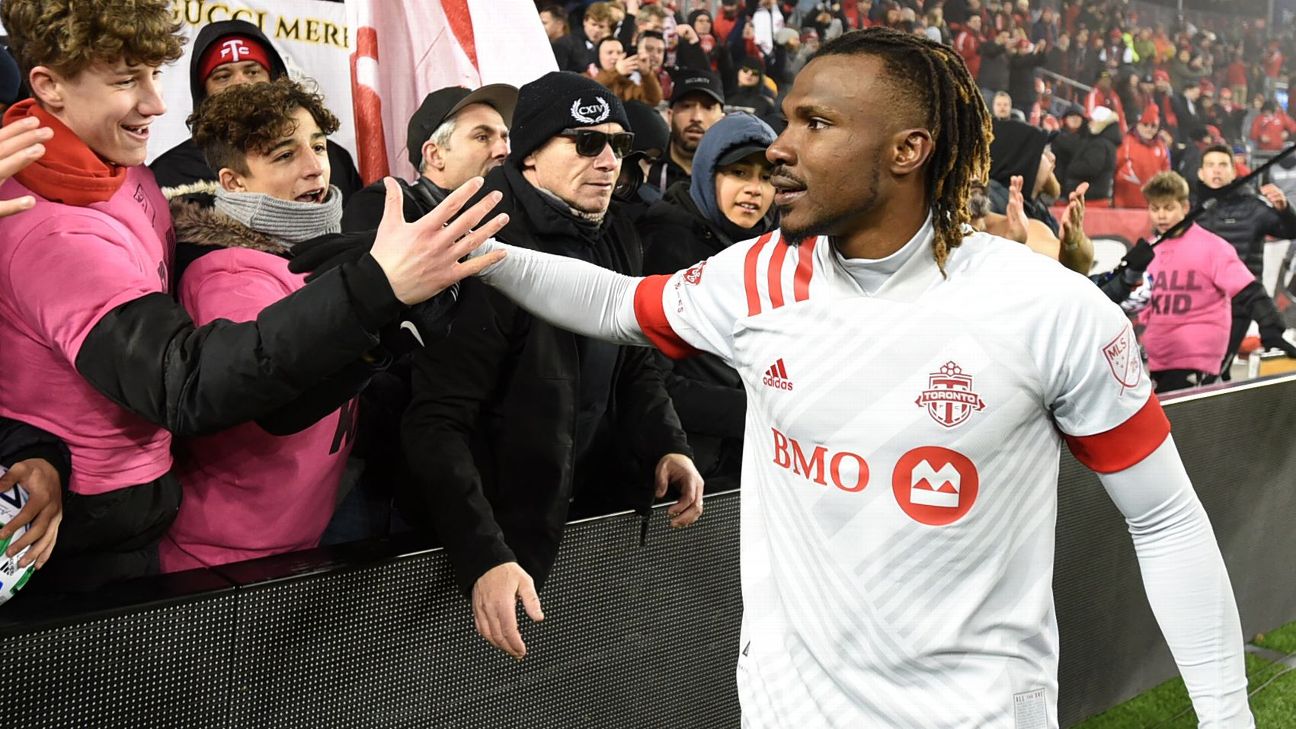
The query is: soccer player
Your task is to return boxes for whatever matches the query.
[466,30,1253,727]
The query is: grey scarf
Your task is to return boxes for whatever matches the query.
[214,185,343,246]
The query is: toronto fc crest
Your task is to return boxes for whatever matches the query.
[915,361,986,429]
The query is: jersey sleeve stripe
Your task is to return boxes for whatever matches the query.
[1063,394,1171,473]
[793,237,816,302]
[767,238,791,308]
[633,274,698,359]
[744,232,775,316]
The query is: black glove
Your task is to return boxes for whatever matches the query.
[287,230,376,283]
[1122,239,1156,274]
[1260,324,1296,358]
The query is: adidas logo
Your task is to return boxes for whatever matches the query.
[762,358,794,391]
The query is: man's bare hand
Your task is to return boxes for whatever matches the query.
[0,117,53,218]
[1261,183,1288,211]
[1005,175,1030,244]
[655,453,704,528]
[1060,182,1089,250]
[0,459,63,569]
[472,562,544,659]
[676,24,699,45]
[370,177,509,306]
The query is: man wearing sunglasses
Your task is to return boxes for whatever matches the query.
[401,72,704,661]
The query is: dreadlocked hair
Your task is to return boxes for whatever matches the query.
[814,28,992,273]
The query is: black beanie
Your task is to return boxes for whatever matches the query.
[508,71,631,167]
[988,119,1051,200]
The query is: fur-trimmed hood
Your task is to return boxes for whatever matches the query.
[169,197,288,256]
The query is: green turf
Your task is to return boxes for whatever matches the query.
[1072,620,1296,729]
[1255,621,1296,656]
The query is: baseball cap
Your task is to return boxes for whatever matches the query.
[407,84,519,168]
[669,68,725,106]
[1153,69,1171,83]
[716,143,771,167]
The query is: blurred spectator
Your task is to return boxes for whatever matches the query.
[751,0,786,58]
[1151,70,1179,139]
[539,4,568,42]
[1170,80,1203,145]
[789,28,821,77]
[1208,87,1245,146]
[992,91,1013,120]
[640,113,779,490]
[685,9,723,71]
[1084,70,1126,134]
[619,99,672,211]
[637,30,672,95]
[552,2,618,75]
[343,85,515,232]
[1031,6,1058,46]
[1044,32,1071,79]
[1062,105,1120,203]
[1249,101,1296,152]
[150,20,363,203]
[728,56,780,128]
[1137,172,1296,393]
[400,74,699,657]
[596,37,664,105]
[1008,37,1048,113]
[713,0,744,44]
[1053,104,1086,183]
[1169,47,1204,92]
[954,14,985,81]
[1114,106,1171,209]
[1195,144,1296,374]
[978,29,1011,100]
[647,70,726,193]
[636,4,670,36]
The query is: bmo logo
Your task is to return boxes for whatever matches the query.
[771,429,980,526]
[891,446,979,526]
[771,428,868,492]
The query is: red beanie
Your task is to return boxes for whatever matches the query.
[198,35,272,83]
[1139,105,1160,125]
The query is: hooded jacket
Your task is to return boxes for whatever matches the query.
[639,114,778,487]
[160,201,357,571]
[0,98,401,588]
[725,59,780,130]
[148,20,363,201]
[1063,120,1122,200]
[1114,132,1171,208]
[401,163,690,595]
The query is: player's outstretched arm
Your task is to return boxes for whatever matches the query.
[1098,436,1254,728]
[472,239,652,347]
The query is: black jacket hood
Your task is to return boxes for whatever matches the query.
[189,20,288,106]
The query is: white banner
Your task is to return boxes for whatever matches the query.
[348,0,558,182]
[149,0,355,166]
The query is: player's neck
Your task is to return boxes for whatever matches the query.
[832,196,930,261]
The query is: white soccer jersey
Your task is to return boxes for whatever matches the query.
[632,220,1170,729]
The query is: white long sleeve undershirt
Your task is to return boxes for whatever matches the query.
[473,239,1254,726]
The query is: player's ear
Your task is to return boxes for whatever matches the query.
[891,128,933,177]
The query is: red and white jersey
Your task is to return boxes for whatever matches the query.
[633,220,1170,728]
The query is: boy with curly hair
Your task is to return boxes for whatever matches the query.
[0,0,506,591]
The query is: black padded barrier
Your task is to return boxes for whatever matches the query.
[1,375,1294,728]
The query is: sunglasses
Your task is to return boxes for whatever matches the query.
[558,129,635,159]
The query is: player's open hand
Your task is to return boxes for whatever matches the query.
[472,561,544,660]
[370,177,508,306]
[655,453,704,528]
[0,117,53,218]
[0,459,63,569]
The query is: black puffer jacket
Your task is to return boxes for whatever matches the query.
[401,164,691,595]
[1195,186,1296,279]
[1062,122,1122,200]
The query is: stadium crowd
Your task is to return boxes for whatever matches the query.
[0,0,1290,675]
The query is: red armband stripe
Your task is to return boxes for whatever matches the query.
[793,236,816,302]
[743,232,775,316]
[1064,394,1171,473]
[633,274,698,360]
